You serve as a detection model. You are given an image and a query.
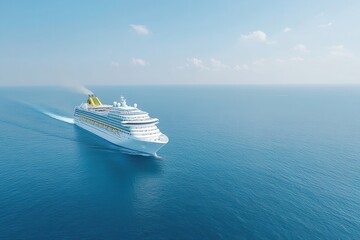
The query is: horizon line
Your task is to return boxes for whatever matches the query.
[1,83,360,87]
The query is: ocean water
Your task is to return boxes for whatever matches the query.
[0,86,359,239]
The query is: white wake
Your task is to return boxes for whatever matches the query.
[42,111,75,124]
[17,96,77,125]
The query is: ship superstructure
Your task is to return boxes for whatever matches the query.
[74,94,168,157]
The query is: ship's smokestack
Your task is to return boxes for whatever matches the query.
[87,94,102,106]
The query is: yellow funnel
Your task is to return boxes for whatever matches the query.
[87,95,102,106]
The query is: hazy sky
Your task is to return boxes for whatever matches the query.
[0,0,359,85]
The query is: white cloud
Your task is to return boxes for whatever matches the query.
[234,64,249,71]
[289,57,304,62]
[319,22,332,28]
[210,58,229,70]
[276,57,304,63]
[187,58,208,70]
[131,58,147,66]
[186,58,244,71]
[111,61,120,68]
[253,58,265,65]
[240,31,267,42]
[283,27,292,33]
[129,24,150,35]
[329,45,351,57]
[293,44,309,52]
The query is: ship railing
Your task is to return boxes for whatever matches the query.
[122,118,158,123]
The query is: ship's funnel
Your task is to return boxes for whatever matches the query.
[87,94,102,106]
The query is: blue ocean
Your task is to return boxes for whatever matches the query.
[0,86,359,239]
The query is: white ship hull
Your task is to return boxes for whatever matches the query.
[75,118,168,157]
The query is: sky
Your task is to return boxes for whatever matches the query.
[0,0,359,86]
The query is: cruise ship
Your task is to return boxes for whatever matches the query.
[74,94,168,157]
